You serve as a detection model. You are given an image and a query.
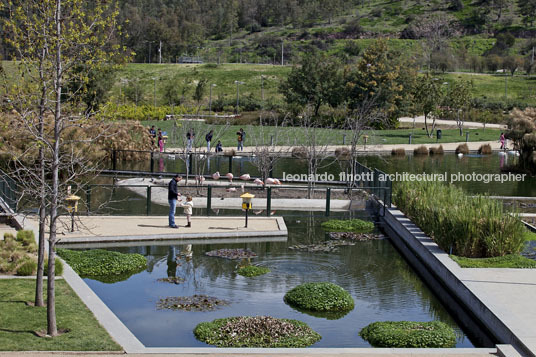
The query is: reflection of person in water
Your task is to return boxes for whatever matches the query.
[166,246,177,277]
[159,157,164,172]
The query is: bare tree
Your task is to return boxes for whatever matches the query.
[293,110,334,199]
[247,114,292,183]
[2,0,125,336]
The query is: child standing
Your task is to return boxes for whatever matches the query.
[179,195,194,228]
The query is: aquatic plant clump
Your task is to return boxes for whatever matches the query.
[157,295,229,311]
[359,321,456,348]
[394,181,527,258]
[205,248,257,260]
[328,232,384,241]
[237,265,270,277]
[321,219,374,233]
[194,316,321,347]
[284,282,354,312]
[57,248,147,279]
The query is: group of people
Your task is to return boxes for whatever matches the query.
[149,125,246,153]
[149,125,165,152]
[168,174,193,229]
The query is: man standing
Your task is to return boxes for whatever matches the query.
[168,174,182,228]
[237,128,245,151]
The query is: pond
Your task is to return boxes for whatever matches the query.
[112,152,535,197]
[81,211,490,348]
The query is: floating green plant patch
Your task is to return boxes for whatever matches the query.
[321,219,374,233]
[237,265,270,277]
[289,240,356,253]
[157,295,229,311]
[284,282,354,312]
[205,248,257,260]
[328,232,384,241]
[194,316,321,347]
[157,277,185,284]
[359,321,456,348]
[57,248,146,281]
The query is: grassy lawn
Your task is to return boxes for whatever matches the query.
[143,119,501,148]
[451,254,536,268]
[0,279,121,351]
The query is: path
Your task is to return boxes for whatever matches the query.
[398,116,507,129]
[167,140,502,154]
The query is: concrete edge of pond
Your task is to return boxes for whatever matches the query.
[380,205,535,357]
[19,214,500,356]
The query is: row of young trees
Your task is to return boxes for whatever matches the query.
[1,0,128,336]
[279,39,474,135]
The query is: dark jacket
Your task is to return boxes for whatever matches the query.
[168,179,179,200]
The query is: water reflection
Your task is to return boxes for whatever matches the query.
[83,214,481,348]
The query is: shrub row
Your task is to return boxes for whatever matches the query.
[96,103,191,121]
[394,181,526,257]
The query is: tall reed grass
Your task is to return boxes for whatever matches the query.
[394,181,526,258]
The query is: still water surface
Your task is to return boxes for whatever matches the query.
[83,213,481,348]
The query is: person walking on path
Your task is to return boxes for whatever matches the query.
[178,195,194,228]
[158,128,164,153]
[237,128,245,151]
[168,174,182,228]
[205,130,213,152]
[186,129,195,152]
[500,132,506,150]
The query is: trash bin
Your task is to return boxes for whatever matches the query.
[436,129,442,140]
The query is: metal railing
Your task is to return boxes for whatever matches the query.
[0,176,17,212]
[83,183,391,217]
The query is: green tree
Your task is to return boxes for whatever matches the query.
[279,50,343,118]
[442,80,472,136]
[413,74,444,137]
[518,0,536,27]
[3,0,126,336]
[345,39,417,128]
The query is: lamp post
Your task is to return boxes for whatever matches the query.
[152,77,157,107]
[65,192,81,233]
[209,84,216,114]
[234,80,244,114]
[240,193,255,228]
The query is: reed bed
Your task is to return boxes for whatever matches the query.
[391,148,406,156]
[413,146,429,155]
[394,181,526,258]
[429,145,444,155]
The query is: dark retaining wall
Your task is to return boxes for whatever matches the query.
[380,207,533,357]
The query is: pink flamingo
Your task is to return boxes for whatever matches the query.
[212,172,220,180]
[273,178,282,185]
[195,176,205,185]
[254,178,264,185]
[265,178,276,185]
[239,173,251,181]
[226,187,237,192]
[225,173,234,183]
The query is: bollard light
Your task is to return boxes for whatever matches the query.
[240,193,255,228]
[65,194,81,232]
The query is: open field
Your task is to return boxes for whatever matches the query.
[0,279,121,351]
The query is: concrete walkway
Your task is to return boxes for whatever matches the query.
[398,116,507,129]
[167,140,502,155]
[23,215,287,246]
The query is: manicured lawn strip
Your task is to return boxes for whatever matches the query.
[0,279,121,351]
[142,119,501,148]
[451,254,536,268]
